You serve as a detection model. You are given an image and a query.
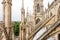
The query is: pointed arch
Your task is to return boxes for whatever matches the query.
[36,18,40,24]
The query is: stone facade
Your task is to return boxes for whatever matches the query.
[1,0,60,40]
[20,0,60,40]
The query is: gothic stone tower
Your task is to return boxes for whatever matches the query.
[33,0,44,24]
[20,0,26,40]
[2,0,14,40]
[21,0,25,25]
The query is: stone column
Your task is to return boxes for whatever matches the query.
[20,24,22,40]
[2,0,7,40]
[19,0,26,40]
[4,0,14,40]
[33,10,36,30]
[2,0,5,24]
[5,0,11,34]
[26,26,29,40]
[20,25,26,40]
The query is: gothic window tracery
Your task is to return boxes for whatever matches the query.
[37,4,40,12]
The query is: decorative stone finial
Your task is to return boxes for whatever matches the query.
[22,0,24,8]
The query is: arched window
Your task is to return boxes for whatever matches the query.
[37,4,40,12]
[36,18,40,24]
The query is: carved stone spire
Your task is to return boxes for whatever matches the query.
[20,0,26,40]
[21,0,25,11]
[21,0,25,24]
[22,0,24,8]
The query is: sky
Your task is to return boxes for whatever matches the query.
[0,0,54,21]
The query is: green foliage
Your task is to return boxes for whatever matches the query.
[14,22,20,36]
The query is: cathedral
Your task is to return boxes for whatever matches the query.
[0,0,60,40]
[20,0,60,40]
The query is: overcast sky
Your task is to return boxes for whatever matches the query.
[0,0,54,21]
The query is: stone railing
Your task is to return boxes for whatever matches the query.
[37,19,60,40]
